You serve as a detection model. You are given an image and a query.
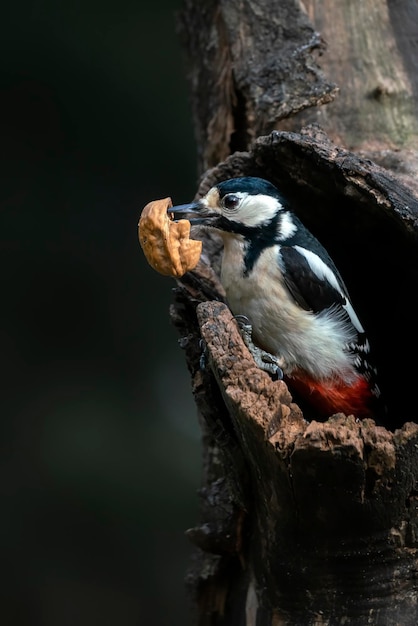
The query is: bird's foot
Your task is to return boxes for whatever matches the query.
[234,315,284,380]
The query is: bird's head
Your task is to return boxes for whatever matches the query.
[169,177,295,239]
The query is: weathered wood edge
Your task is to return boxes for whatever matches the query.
[169,128,418,623]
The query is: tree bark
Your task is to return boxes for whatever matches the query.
[172,0,418,623]
[295,1,418,157]
[177,0,337,174]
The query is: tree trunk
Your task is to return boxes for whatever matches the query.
[285,0,418,182]
[171,0,418,623]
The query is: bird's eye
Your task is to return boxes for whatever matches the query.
[222,194,240,211]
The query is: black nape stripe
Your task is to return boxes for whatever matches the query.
[243,213,282,276]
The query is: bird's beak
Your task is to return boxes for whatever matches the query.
[168,201,218,226]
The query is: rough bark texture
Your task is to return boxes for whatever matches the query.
[177,0,337,174]
[295,1,418,159]
[172,0,418,623]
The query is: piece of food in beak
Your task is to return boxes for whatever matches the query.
[138,197,202,277]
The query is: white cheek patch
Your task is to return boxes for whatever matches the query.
[231,194,282,227]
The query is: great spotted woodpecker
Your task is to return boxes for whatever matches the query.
[170,176,383,421]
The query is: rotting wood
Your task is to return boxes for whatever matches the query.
[171,0,418,622]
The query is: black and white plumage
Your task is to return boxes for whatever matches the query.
[170,176,382,419]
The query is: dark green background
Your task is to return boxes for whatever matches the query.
[1,1,201,624]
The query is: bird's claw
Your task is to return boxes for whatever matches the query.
[234,315,252,334]
[234,315,284,380]
[259,352,284,381]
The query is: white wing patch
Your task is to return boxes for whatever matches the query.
[294,245,365,335]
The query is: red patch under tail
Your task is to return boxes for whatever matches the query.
[287,371,377,420]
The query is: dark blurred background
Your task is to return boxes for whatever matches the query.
[0,1,201,624]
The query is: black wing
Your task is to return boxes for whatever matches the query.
[279,245,347,314]
[280,244,384,409]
